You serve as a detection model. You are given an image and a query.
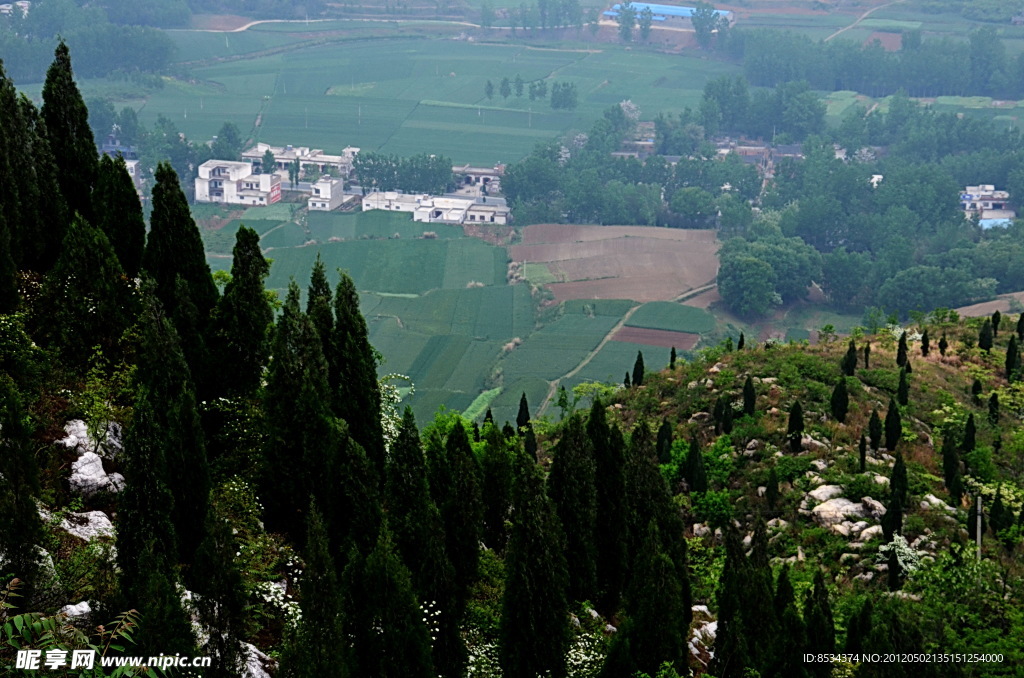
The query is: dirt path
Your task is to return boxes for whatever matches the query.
[178,16,480,33]
[824,1,902,42]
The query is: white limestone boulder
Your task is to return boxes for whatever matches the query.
[812,498,867,527]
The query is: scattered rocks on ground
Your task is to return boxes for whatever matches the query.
[69,452,123,498]
[861,497,887,520]
[812,498,867,527]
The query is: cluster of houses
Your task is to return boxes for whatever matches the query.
[0,1,30,16]
[961,185,1016,228]
[194,142,511,224]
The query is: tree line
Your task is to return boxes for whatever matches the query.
[352,151,454,194]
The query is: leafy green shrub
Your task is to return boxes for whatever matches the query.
[858,369,899,392]
[774,456,812,483]
[704,436,736,488]
[842,474,879,502]
[693,490,734,528]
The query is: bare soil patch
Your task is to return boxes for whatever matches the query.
[682,286,721,309]
[612,326,700,349]
[191,14,253,30]
[865,31,901,50]
[956,291,1024,317]
[512,224,719,303]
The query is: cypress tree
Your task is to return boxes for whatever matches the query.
[963,413,977,454]
[884,398,901,451]
[766,466,779,509]
[743,375,756,417]
[0,214,18,313]
[343,526,436,678]
[938,332,948,357]
[979,318,993,352]
[992,310,1002,336]
[588,399,628,613]
[669,346,676,369]
[990,486,1013,545]
[93,154,145,278]
[523,426,538,462]
[920,329,929,356]
[1017,313,1024,342]
[830,378,849,423]
[307,254,333,355]
[971,378,983,405]
[863,342,871,368]
[722,399,734,434]
[787,401,804,453]
[36,215,132,368]
[331,271,386,481]
[845,598,873,655]
[988,392,1000,425]
[484,408,494,425]
[279,505,345,678]
[500,456,570,678]
[41,41,97,223]
[548,413,598,603]
[708,529,752,678]
[480,421,514,554]
[624,371,631,388]
[802,571,835,678]
[869,409,882,451]
[882,451,907,542]
[0,377,45,603]
[210,226,273,397]
[896,331,908,367]
[516,392,531,431]
[656,418,673,464]
[841,338,857,376]
[904,358,912,374]
[1006,335,1020,381]
[685,436,708,494]
[859,433,868,473]
[605,521,691,677]
[192,513,247,678]
[771,565,806,678]
[897,367,909,406]
[713,396,725,432]
[440,421,484,601]
[737,332,745,350]
[129,288,211,571]
[941,434,963,504]
[724,336,734,352]
[632,350,645,386]
[746,516,777,672]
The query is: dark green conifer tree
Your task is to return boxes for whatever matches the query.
[802,571,835,677]
[897,367,909,406]
[904,357,912,374]
[0,377,45,603]
[724,336,734,352]
[524,426,538,461]
[93,155,145,278]
[859,433,868,473]
[863,342,871,368]
[36,215,132,368]
[941,434,963,504]
[306,254,333,355]
[331,271,385,480]
[669,346,676,369]
[787,401,804,453]
[192,513,247,678]
[938,332,948,356]
[1017,313,1024,342]
[721,399,734,433]
[771,565,807,677]
[548,412,598,603]
[963,413,977,454]
[343,526,436,678]
[713,396,725,433]
[500,456,570,678]
[737,332,745,350]
[844,598,873,655]
[920,329,929,356]
[210,226,272,396]
[41,41,97,223]
[0,215,18,313]
[971,378,983,405]
[882,451,907,541]
[632,350,645,386]
[830,378,849,423]
[743,375,756,417]
[588,399,628,613]
[746,516,777,672]
[992,310,1002,336]
[440,420,484,602]
[884,398,901,451]
[988,392,1000,425]
[841,338,857,376]
[708,529,752,678]
[979,318,994,352]
[480,421,514,554]
[624,371,631,388]
[1006,335,1020,381]
[656,418,673,464]
[279,505,345,678]
[989,486,1013,546]
[766,466,779,509]
[896,331,908,366]
[517,392,531,431]
[685,436,708,493]
[869,409,882,451]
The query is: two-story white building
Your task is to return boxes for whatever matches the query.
[308,177,356,211]
[242,143,360,178]
[195,160,281,206]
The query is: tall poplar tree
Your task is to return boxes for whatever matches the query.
[588,399,628,613]
[41,41,97,223]
[93,155,145,278]
[331,271,385,480]
[500,457,570,678]
[210,226,273,396]
[548,412,598,602]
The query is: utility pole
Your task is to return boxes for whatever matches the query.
[976,494,982,562]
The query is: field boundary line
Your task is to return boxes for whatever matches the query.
[824,1,903,42]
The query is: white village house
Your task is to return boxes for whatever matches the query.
[361,191,510,225]
[195,160,282,206]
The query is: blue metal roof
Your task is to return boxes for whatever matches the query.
[610,3,732,18]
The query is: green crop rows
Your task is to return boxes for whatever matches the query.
[625,302,717,334]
